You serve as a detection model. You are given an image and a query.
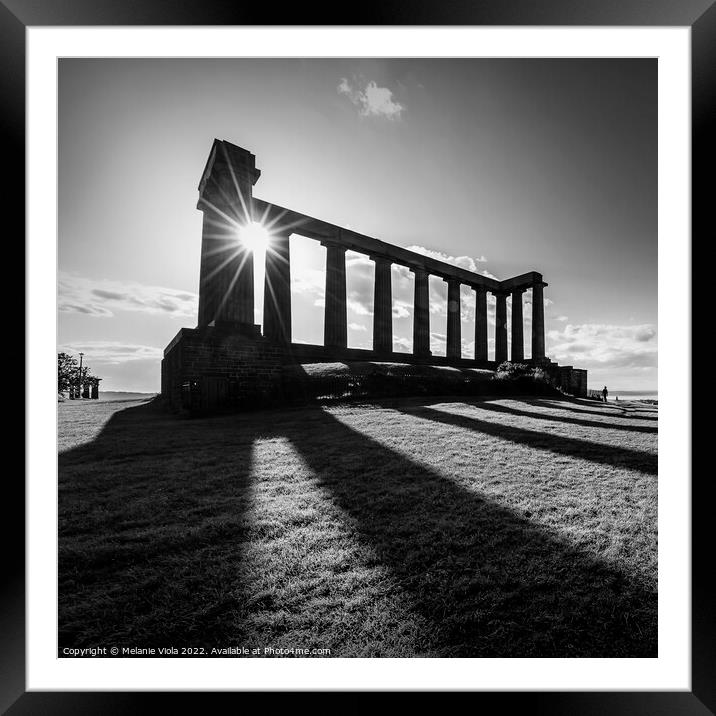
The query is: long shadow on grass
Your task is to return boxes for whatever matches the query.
[58,399,657,658]
[58,400,254,649]
[393,404,657,476]
[530,398,657,421]
[442,398,658,435]
[284,407,656,657]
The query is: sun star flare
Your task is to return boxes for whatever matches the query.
[236,221,272,253]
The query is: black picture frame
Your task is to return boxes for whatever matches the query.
[7,0,710,711]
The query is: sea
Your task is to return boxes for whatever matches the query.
[97,391,158,402]
[604,390,658,403]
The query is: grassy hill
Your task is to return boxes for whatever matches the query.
[58,394,657,657]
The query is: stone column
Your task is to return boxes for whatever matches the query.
[412,268,431,357]
[531,281,546,361]
[198,209,255,326]
[372,256,393,354]
[494,291,508,364]
[263,231,292,343]
[323,241,347,349]
[511,288,525,362]
[446,278,462,360]
[474,286,488,362]
[197,140,261,330]
[197,210,218,325]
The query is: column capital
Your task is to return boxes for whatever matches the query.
[471,284,489,294]
[531,281,549,289]
[270,228,293,240]
[320,238,347,251]
[369,254,392,266]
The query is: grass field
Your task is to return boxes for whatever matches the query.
[58,394,658,657]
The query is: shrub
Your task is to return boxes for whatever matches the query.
[281,362,496,405]
[494,361,533,380]
[491,361,556,396]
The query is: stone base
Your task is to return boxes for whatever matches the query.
[210,320,262,337]
[540,363,587,397]
[556,365,588,397]
[161,325,288,413]
[161,328,588,412]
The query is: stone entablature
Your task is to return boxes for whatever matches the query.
[251,198,547,362]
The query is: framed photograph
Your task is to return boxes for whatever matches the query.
[9,0,710,710]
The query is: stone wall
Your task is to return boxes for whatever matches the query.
[162,328,589,413]
[161,326,287,413]
[161,328,504,413]
[555,365,588,398]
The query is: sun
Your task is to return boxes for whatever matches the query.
[236,221,271,253]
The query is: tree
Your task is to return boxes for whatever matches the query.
[59,353,103,398]
[58,352,78,393]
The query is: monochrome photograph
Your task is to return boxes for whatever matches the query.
[57,57,658,659]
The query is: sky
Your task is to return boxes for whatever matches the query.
[58,58,657,393]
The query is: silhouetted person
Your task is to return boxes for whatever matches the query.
[602,386,609,403]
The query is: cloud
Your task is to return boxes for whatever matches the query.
[347,299,371,316]
[59,273,197,319]
[338,78,404,119]
[60,303,114,317]
[547,323,657,370]
[429,279,447,315]
[291,268,326,296]
[556,315,569,322]
[393,336,412,352]
[346,252,372,267]
[430,331,446,354]
[634,325,657,342]
[346,252,375,317]
[291,245,493,326]
[58,341,163,365]
[92,289,127,301]
[406,245,488,273]
[348,322,367,332]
